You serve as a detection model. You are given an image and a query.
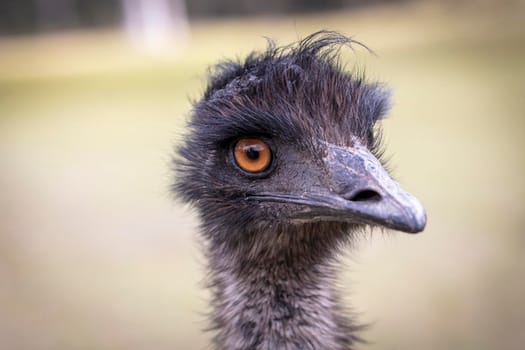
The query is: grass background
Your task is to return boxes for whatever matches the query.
[1,2,524,349]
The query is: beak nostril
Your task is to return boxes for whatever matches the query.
[347,189,382,202]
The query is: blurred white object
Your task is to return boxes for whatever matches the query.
[122,0,189,54]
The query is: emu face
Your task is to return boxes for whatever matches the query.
[175,33,426,247]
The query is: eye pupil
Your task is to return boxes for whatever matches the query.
[245,147,260,160]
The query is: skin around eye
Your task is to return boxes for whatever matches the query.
[234,138,272,173]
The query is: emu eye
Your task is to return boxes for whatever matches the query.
[233,138,272,174]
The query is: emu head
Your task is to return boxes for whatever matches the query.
[175,32,426,252]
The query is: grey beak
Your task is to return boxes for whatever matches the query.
[319,142,427,233]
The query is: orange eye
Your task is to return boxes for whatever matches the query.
[233,138,272,174]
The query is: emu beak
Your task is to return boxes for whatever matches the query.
[317,142,427,233]
[248,142,426,233]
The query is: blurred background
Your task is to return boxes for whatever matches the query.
[1,0,524,349]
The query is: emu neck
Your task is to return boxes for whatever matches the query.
[206,224,360,350]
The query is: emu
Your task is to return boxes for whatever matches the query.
[174,31,426,350]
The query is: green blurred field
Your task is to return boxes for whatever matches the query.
[1,2,524,350]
